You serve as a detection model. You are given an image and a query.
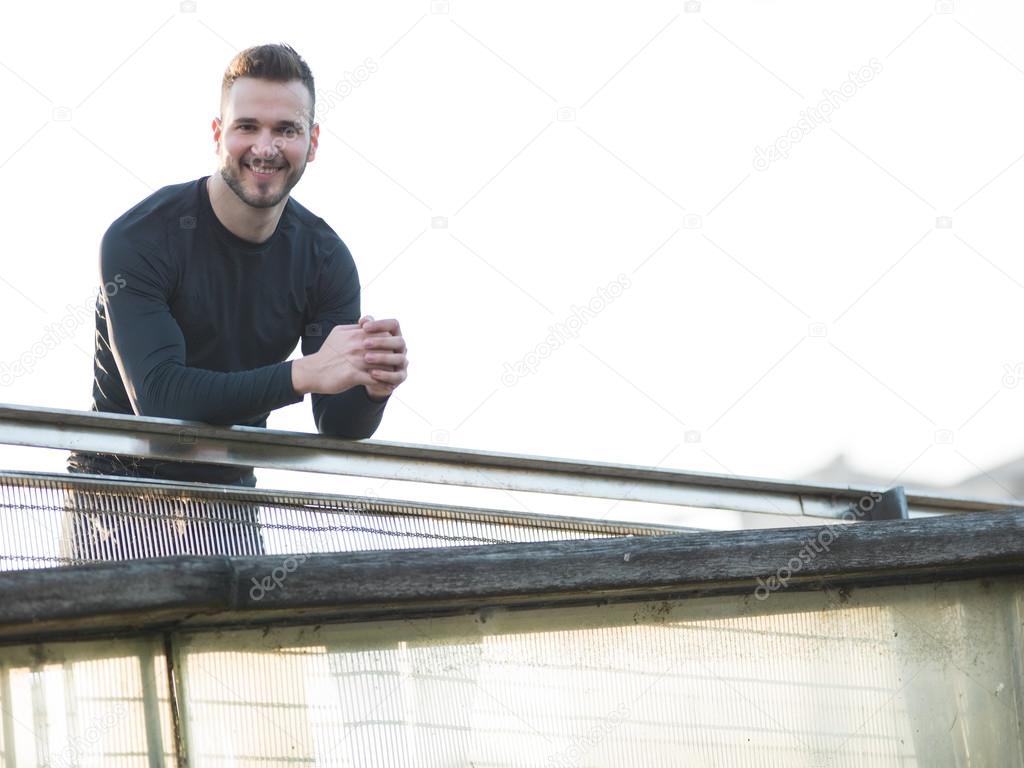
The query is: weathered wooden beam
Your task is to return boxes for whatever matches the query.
[0,509,1021,644]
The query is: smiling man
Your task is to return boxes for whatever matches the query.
[65,44,407,556]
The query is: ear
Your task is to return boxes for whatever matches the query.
[211,117,222,152]
[307,123,319,162]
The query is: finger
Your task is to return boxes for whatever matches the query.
[365,351,406,367]
[349,368,376,387]
[364,335,406,352]
[369,368,407,385]
[358,315,375,326]
[369,373,402,388]
[361,318,401,336]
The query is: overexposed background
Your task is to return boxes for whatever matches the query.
[1,0,1023,518]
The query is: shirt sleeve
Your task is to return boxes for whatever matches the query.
[101,226,303,426]
[301,238,388,439]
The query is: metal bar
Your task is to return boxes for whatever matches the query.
[0,403,1016,520]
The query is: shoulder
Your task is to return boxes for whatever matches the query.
[100,179,201,281]
[285,196,355,270]
[103,178,201,252]
[285,200,361,310]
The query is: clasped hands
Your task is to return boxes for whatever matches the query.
[357,315,408,401]
[296,315,408,402]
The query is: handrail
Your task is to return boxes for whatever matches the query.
[0,402,1019,520]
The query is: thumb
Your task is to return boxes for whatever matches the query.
[358,315,375,327]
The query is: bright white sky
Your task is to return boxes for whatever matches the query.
[2,0,1024,521]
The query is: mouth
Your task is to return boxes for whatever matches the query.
[244,163,284,178]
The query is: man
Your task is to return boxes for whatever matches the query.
[64,43,408,558]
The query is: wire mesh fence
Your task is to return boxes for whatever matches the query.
[0,471,682,570]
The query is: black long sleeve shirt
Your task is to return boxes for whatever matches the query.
[67,176,387,485]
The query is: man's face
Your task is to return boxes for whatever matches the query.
[213,77,319,209]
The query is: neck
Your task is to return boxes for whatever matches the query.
[206,173,286,244]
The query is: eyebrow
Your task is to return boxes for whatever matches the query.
[231,118,304,129]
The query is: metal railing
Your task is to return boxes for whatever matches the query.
[1,402,1018,522]
[2,403,1024,766]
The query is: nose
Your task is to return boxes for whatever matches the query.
[251,129,284,160]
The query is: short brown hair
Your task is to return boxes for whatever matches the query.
[221,43,316,127]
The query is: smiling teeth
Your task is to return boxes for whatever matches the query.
[248,165,279,175]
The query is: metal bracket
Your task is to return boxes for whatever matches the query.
[864,486,909,521]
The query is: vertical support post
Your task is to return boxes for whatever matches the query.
[61,662,79,767]
[163,634,190,768]
[29,668,48,768]
[0,667,15,768]
[139,647,166,767]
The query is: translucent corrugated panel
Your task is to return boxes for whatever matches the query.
[0,638,174,767]
[1,577,1019,765]
[171,576,1024,767]
[0,472,674,569]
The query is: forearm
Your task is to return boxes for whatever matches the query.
[135,359,302,425]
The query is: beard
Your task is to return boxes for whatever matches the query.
[219,156,306,209]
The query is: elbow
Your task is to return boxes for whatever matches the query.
[127,386,172,421]
[316,417,378,441]
[132,394,204,423]
[131,375,218,425]
[312,390,386,440]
